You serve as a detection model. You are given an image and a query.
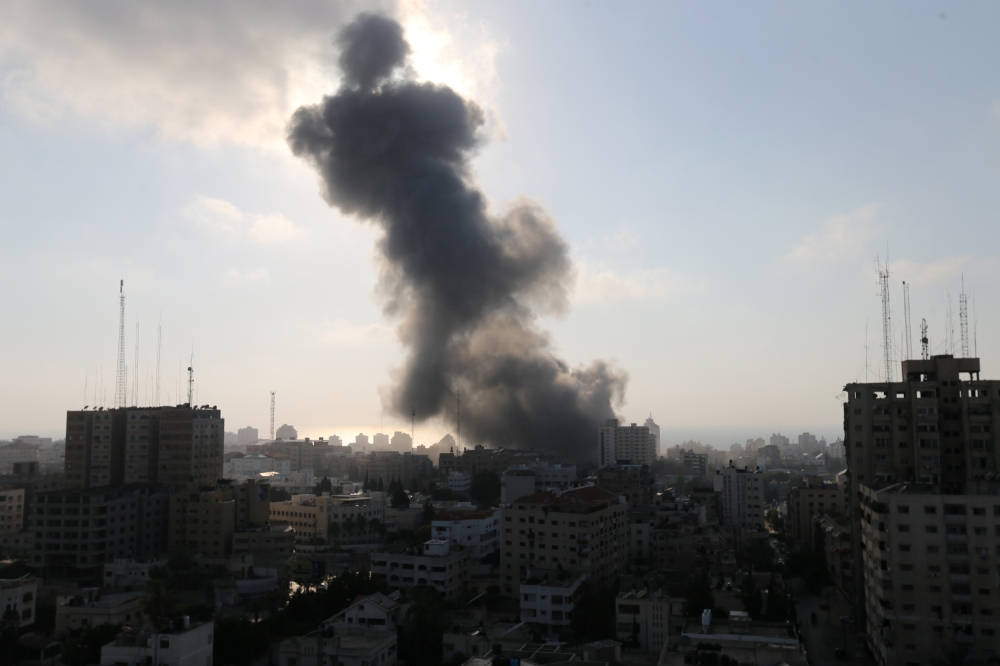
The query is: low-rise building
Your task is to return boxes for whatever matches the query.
[370,540,471,599]
[431,508,500,559]
[277,593,402,666]
[224,453,290,478]
[168,489,236,557]
[615,587,676,656]
[102,558,166,589]
[100,619,214,666]
[667,612,806,666]
[447,471,471,495]
[55,589,144,636]
[519,573,585,633]
[0,575,37,627]
[232,524,296,561]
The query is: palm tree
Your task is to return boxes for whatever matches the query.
[141,579,178,630]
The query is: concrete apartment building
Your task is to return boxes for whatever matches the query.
[520,573,586,633]
[270,492,387,544]
[715,463,765,528]
[598,419,657,466]
[616,588,680,657]
[224,453,290,477]
[32,485,169,580]
[100,620,215,666]
[447,471,472,495]
[0,575,37,627]
[168,489,236,557]
[501,464,578,504]
[360,450,433,486]
[431,508,500,558]
[370,539,471,599]
[64,405,223,490]
[439,445,560,478]
[682,451,708,478]
[0,487,24,533]
[500,485,629,598]
[0,441,39,469]
[785,476,843,551]
[841,355,1000,666]
[56,588,144,636]
[237,426,259,446]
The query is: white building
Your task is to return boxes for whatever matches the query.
[519,574,585,632]
[715,463,765,528]
[501,468,537,504]
[598,419,657,466]
[370,540,470,599]
[644,416,661,455]
[100,619,214,666]
[324,591,405,633]
[225,453,290,478]
[431,508,500,558]
[502,464,579,504]
[0,575,37,627]
[103,558,167,589]
[447,471,471,495]
[0,442,38,469]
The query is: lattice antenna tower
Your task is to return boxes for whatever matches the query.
[114,280,127,408]
[270,391,275,440]
[902,281,913,361]
[877,259,892,382]
[920,318,930,360]
[155,315,162,406]
[959,276,970,358]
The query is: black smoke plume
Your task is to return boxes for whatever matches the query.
[288,13,627,461]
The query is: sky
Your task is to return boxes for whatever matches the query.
[2,1,999,450]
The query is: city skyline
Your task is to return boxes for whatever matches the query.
[3,2,1000,448]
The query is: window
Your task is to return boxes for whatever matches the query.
[926,526,938,533]
[898,505,910,514]
[925,506,937,515]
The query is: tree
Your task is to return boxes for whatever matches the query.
[60,622,123,666]
[369,517,386,537]
[398,586,448,666]
[679,571,715,617]
[313,477,334,495]
[142,579,179,629]
[0,609,19,666]
[469,471,501,507]
[739,573,763,620]
[363,472,371,491]
[377,478,384,491]
[329,522,341,546]
[392,485,411,509]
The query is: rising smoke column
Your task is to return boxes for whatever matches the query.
[288,13,627,461]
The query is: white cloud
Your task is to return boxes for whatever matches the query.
[0,1,391,148]
[891,256,972,287]
[784,203,881,266]
[573,259,694,305]
[317,319,393,347]
[183,196,306,244]
[224,268,271,285]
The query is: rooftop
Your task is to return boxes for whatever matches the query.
[512,485,623,512]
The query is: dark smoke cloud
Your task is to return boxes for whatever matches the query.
[288,13,627,461]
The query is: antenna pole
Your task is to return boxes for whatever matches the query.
[115,280,127,408]
[155,315,162,406]
[902,281,913,361]
[187,352,194,406]
[877,259,892,382]
[920,318,930,360]
[270,391,275,440]
[959,276,970,358]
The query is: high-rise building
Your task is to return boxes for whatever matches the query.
[500,485,628,598]
[843,355,1000,664]
[715,463,764,528]
[64,406,223,490]
[644,416,661,456]
[275,424,298,440]
[598,419,657,466]
[785,476,843,551]
[0,487,25,534]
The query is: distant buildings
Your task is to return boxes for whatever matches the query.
[275,423,298,440]
[447,471,471,495]
[224,453,290,477]
[101,620,215,666]
[598,419,657,466]
[237,426,259,446]
[715,463,764,528]
[439,445,559,478]
[785,476,842,551]
[501,464,578,504]
[644,415,661,455]
[0,487,24,533]
[682,451,708,478]
[64,405,223,490]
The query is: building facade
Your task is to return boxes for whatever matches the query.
[168,489,236,557]
[786,476,843,551]
[64,406,224,490]
[598,419,657,466]
[715,464,764,528]
[0,487,25,534]
[431,508,500,559]
[370,540,471,599]
[615,588,675,656]
[0,575,37,627]
[500,485,629,598]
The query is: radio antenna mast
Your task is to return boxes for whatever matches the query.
[959,276,970,358]
[920,318,930,360]
[187,351,194,406]
[270,391,276,440]
[115,280,127,408]
[877,258,892,382]
[902,281,913,361]
[155,315,162,406]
